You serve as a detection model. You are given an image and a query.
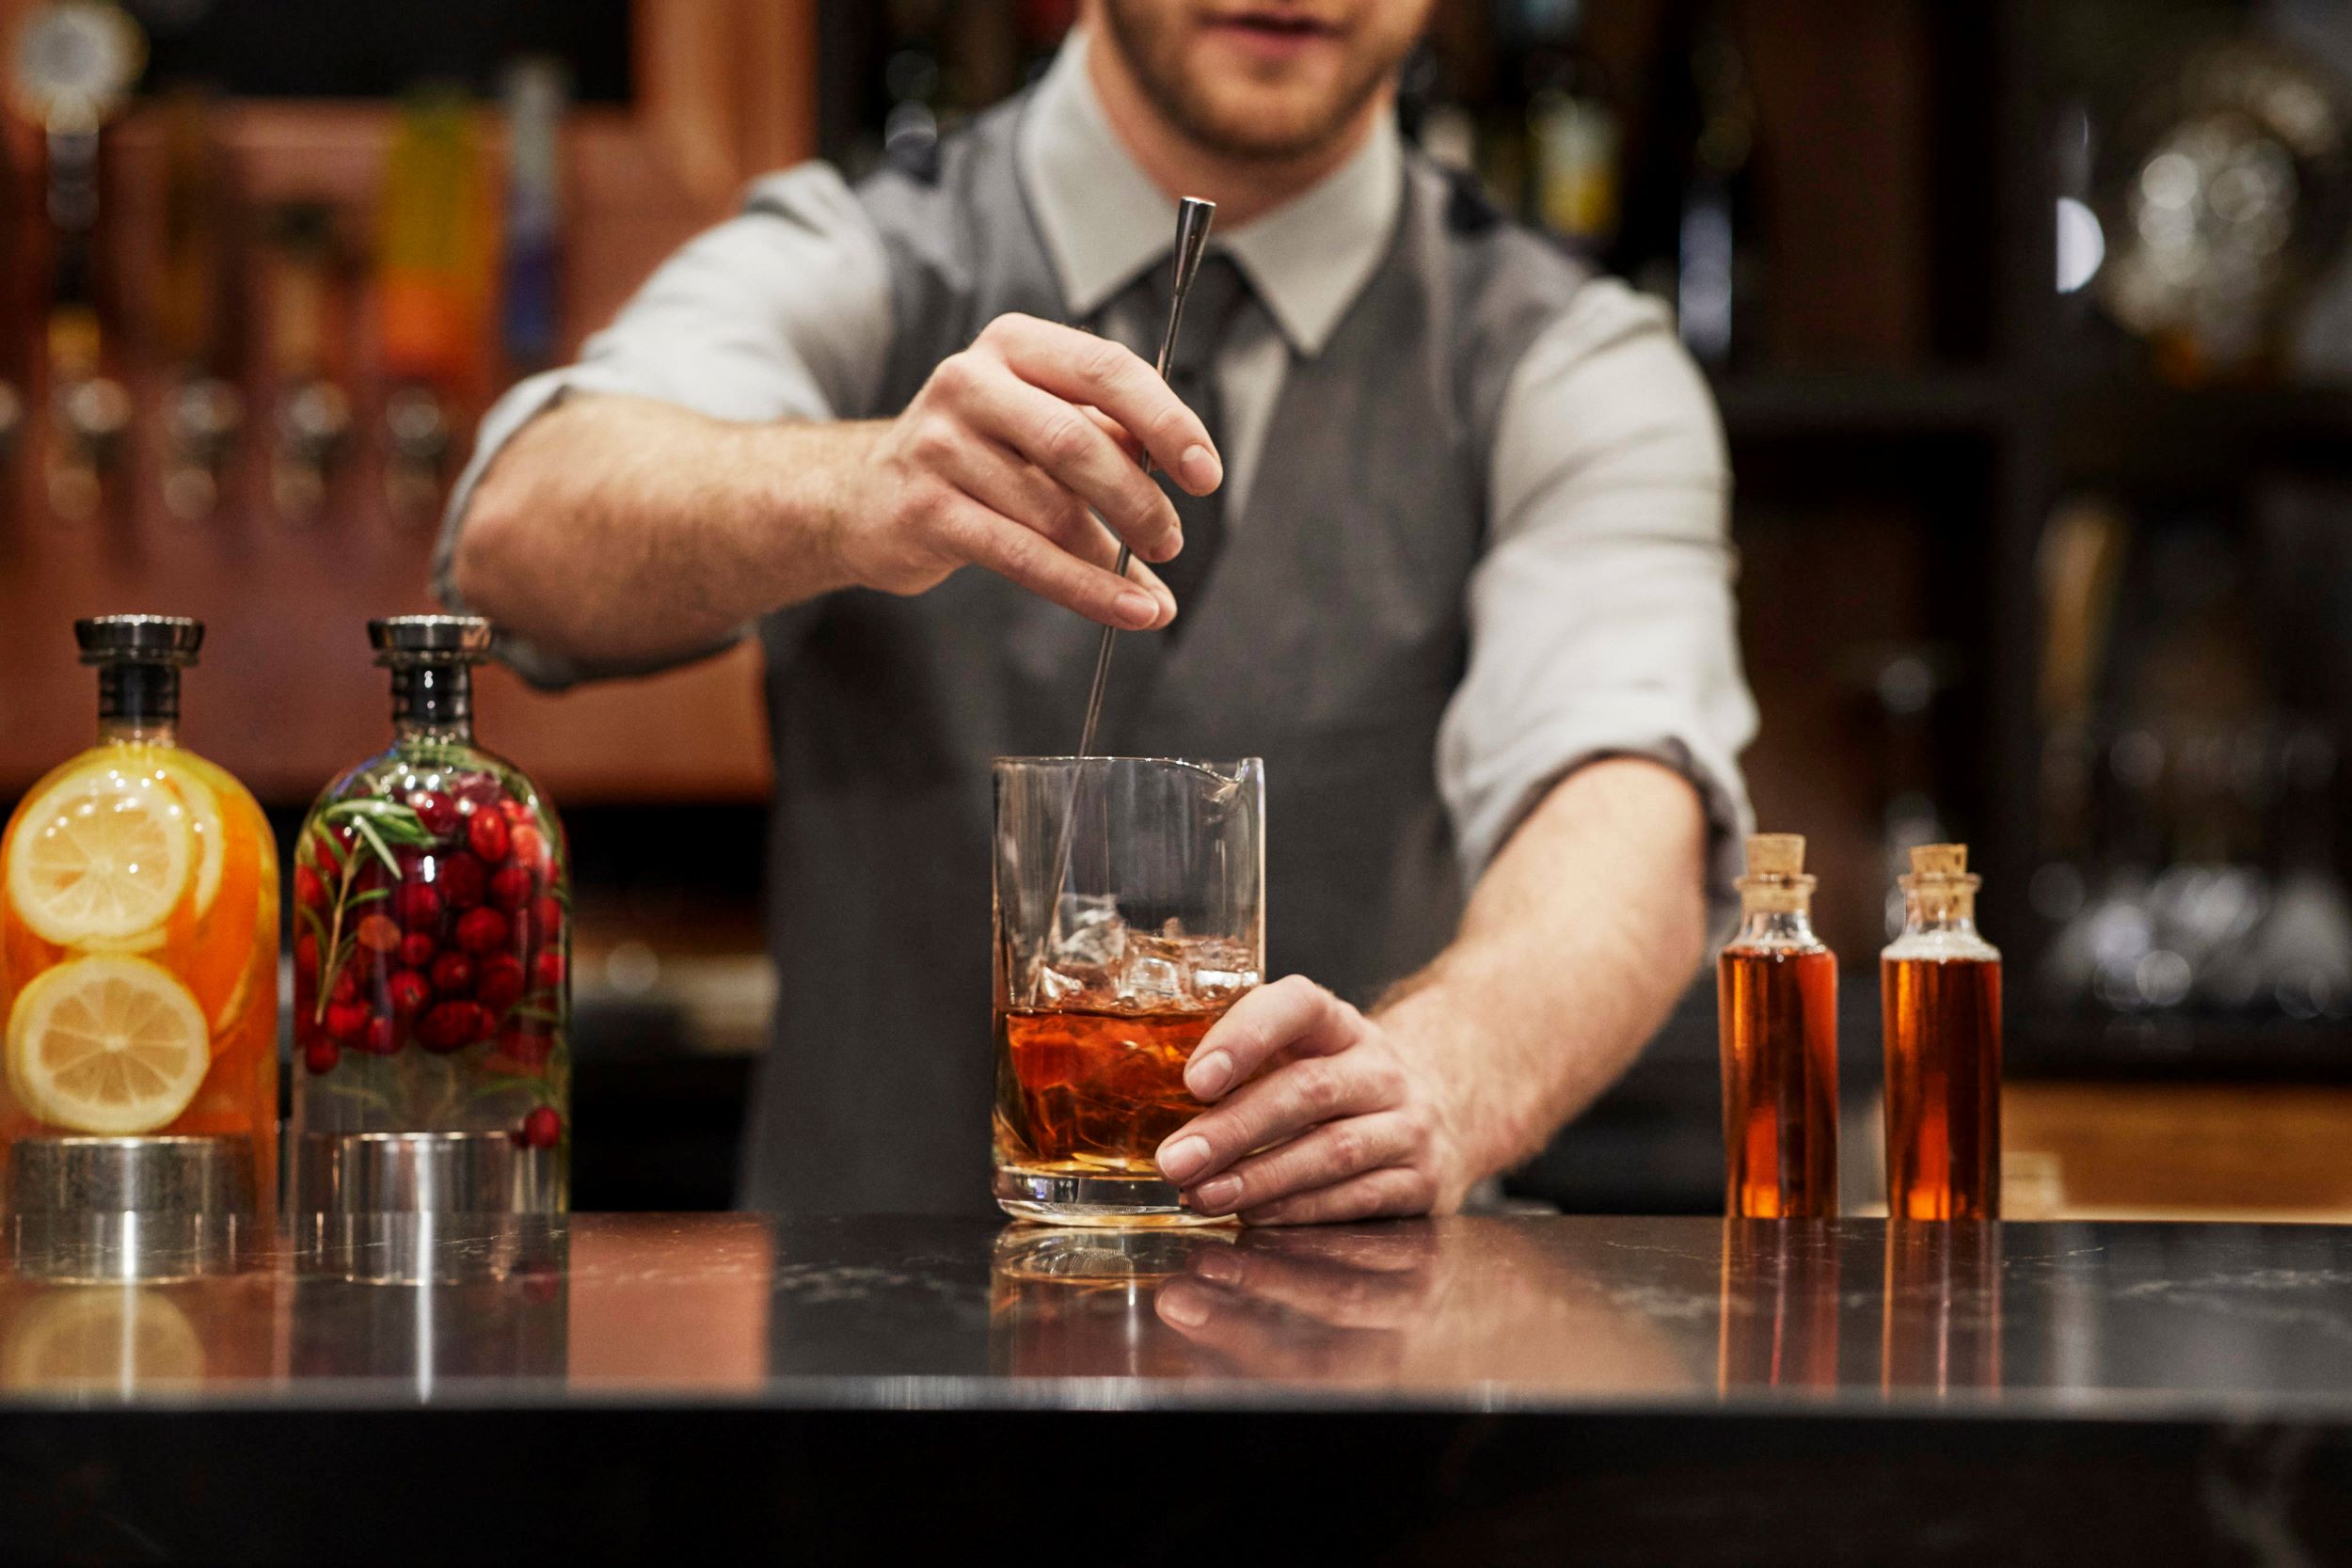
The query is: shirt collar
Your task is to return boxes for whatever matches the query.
[1015,26,1403,358]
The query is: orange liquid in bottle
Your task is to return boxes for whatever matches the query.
[1,745,278,1215]
[1718,946,1839,1218]
[1880,954,2001,1221]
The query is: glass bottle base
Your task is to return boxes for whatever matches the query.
[993,1166,1234,1228]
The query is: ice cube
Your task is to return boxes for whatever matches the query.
[1116,932,1191,1006]
[1185,938,1261,1005]
[1025,895,1126,1006]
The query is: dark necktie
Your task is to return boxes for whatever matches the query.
[1138,252,1252,626]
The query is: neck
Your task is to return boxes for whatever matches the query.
[1084,29,1384,230]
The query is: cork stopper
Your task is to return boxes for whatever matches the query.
[1746,833,1805,877]
[1735,832,1815,916]
[1898,842,1979,928]
[1908,843,1968,878]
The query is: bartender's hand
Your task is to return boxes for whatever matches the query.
[829,313,1223,630]
[1154,975,1475,1225]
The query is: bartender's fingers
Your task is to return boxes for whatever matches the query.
[1183,1238,1436,1328]
[1154,1278,1391,1378]
[932,436,1177,624]
[1180,1111,1422,1218]
[1239,1166,1440,1228]
[977,314,1222,495]
[955,366,1184,563]
[1158,1043,1396,1191]
[936,492,1166,630]
[1183,975,1364,1102]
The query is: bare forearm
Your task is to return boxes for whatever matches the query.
[454,395,880,669]
[1377,756,1710,1178]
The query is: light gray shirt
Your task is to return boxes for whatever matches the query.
[442,28,1756,909]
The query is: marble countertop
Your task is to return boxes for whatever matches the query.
[6,1214,2351,1563]
[1,1212,2347,1415]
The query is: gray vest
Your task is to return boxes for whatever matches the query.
[740,98,1591,1215]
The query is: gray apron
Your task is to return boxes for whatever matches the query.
[739,98,1590,1214]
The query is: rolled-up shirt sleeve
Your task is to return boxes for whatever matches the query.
[1437,278,1757,928]
[434,163,894,686]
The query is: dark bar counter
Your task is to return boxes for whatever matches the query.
[1,1214,2347,1563]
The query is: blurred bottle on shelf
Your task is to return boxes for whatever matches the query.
[1671,0,1756,365]
[1507,0,1619,252]
[499,57,567,378]
[12,0,146,522]
[154,86,242,522]
[262,200,351,525]
[2030,492,2352,1034]
[377,85,491,527]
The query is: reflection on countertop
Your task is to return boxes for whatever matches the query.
[2,1214,2351,1412]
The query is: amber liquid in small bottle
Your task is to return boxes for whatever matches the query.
[1880,846,2002,1221]
[1717,835,1838,1218]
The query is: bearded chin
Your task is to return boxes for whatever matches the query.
[1098,1,1400,164]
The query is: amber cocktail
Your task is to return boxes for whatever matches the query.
[992,757,1263,1227]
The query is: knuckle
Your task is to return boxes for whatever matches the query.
[907,418,960,467]
[928,353,977,399]
[1298,1062,1346,1118]
[1322,1122,1366,1174]
[1076,334,1129,387]
[1037,411,1096,470]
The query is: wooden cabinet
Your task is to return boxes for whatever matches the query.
[0,0,812,803]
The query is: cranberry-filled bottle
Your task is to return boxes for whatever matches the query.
[290,616,568,1213]
[1716,833,1838,1218]
[1881,843,2001,1221]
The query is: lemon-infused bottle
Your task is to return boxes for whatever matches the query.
[0,617,279,1232]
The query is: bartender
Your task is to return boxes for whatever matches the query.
[439,0,1756,1223]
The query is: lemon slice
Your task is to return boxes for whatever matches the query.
[6,762,193,946]
[3,1289,206,1391]
[152,757,225,919]
[7,956,210,1134]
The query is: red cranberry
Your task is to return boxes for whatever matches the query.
[530,894,564,943]
[304,1037,341,1074]
[499,797,533,826]
[325,1001,371,1041]
[399,931,437,970]
[476,956,527,1013]
[519,1106,562,1149]
[452,772,505,807]
[407,789,460,838]
[330,969,358,1006]
[363,1015,399,1055]
[489,864,534,912]
[294,864,328,911]
[294,933,320,977]
[454,907,510,956]
[392,881,443,928]
[417,1002,484,1053]
[437,851,488,910]
[386,970,432,1019]
[355,913,405,955]
[467,809,512,865]
[508,824,548,879]
[430,952,475,996]
[530,951,566,992]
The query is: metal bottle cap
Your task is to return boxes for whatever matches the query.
[9,1135,257,1282]
[369,614,493,665]
[10,1134,253,1212]
[75,613,202,665]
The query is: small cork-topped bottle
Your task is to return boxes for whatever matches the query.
[1881,843,2002,1220]
[1717,833,1839,1218]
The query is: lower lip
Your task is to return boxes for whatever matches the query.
[1202,19,1337,63]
